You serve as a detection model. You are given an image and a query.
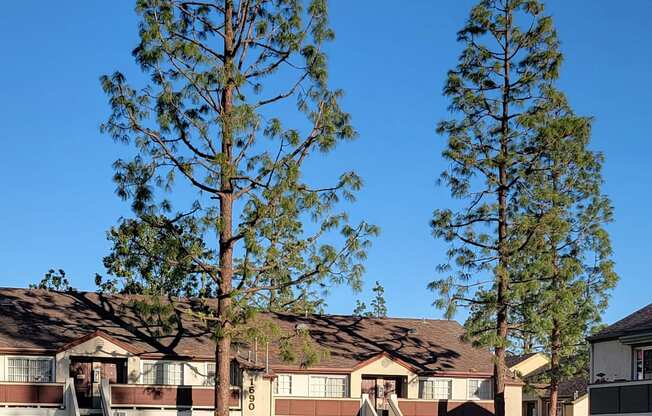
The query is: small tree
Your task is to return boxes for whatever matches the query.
[430,1,564,414]
[370,280,387,318]
[100,1,377,415]
[353,299,368,317]
[30,269,72,292]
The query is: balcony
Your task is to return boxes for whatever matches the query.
[109,384,241,409]
[590,379,652,415]
[397,399,494,416]
[0,382,64,407]
[274,397,362,416]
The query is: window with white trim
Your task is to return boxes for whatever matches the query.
[419,378,452,400]
[142,361,184,385]
[204,362,241,386]
[273,374,292,395]
[468,379,492,400]
[6,357,53,382]
[309,375,347,397]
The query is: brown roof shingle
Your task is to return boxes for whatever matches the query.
[589,302,652,341]
[0,288,494,375]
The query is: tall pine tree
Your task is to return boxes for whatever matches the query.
[430,1,563,414]
[100,1,377,415]
[515,90,617,416]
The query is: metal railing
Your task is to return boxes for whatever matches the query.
[387,393,403,416]
[99,379,111,416]
[65,378,80,416]
[590,379,652,415]
[360,394,379,416]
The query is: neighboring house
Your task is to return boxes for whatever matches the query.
[507,353,588,416]
[0,287,524,416]
[588,302,652,416]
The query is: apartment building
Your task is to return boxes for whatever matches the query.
[589,301,652,415]
[0,288,523,416]
[507,353,587,416]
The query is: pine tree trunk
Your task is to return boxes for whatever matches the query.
[548,168,561,416]
[549,324,561,416]
[215,1,235,416]
[494,5,512,416]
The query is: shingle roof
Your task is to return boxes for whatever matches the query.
[0,288,496,376]
[531,376,588,400]
[589,302,652,341]
[506,353,538,368]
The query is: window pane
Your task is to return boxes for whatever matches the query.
[419,379,450,400]
[326,378,345,397]
[8,358,29,382]
[274,375,292,395]
[206,363,216,386]
[143,362,183,385]
[309,377,326,397]
[419,380,433,399]
[7,358,51,383]
[434,379,451,400]
[644,351,652,380]
[468,379,492,400]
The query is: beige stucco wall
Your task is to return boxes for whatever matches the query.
[511,354,549,378]
[505,384,523,416]
[242,371,271,416]
[54,336,139,383]
[350,356,418,398]
[568,395,588,416]
[591,340,631,382]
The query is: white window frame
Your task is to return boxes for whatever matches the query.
[308,375,348,398]
[203,361,241,386]
[140,360,184,385]
[273,374,293,396]
[205,362,216,386]
[418,377,452,400]
[5,356,55,383]
[467,378,492,400]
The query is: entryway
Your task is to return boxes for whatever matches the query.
[361,376,407,416]
[70,357,127,408]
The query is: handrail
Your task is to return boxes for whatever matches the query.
[360,394,379,416]
[99,379,111,416]
[387,394,403,416]
[66,378,80,416]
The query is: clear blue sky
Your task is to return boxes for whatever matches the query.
[1,1,649,326]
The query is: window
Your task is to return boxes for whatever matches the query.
[7,357,53,382]
[274,374,292,395]
[634,348,652,380]
[204,362,241,386]
[543,401,564,416]
[419,378,452,400]
[309,376,347,397]
[468,379,492,400]
[142,361,184,385]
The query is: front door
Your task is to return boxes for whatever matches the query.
[361,376,403,416]
[70,358,127,408]
[70,361,93,408]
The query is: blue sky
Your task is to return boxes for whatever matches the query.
[0,1,650,326]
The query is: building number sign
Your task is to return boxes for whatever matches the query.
[248,378,255,411]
